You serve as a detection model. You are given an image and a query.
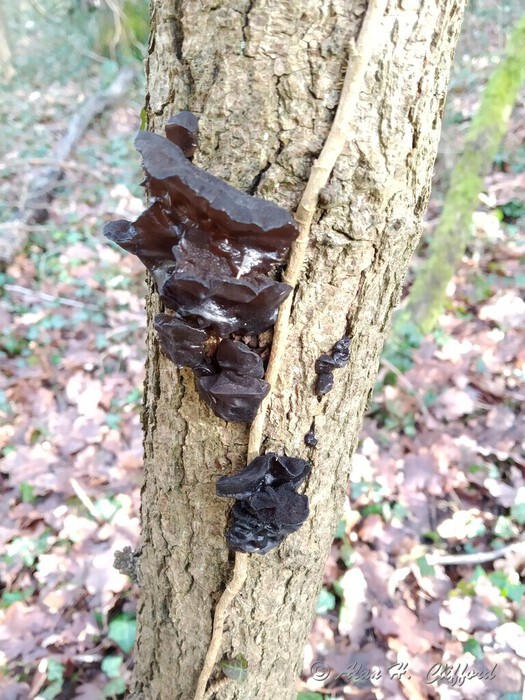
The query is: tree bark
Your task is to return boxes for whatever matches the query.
[132,1,467,699]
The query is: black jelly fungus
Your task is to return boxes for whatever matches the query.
[217,453,311,554]
[103,112,299,422]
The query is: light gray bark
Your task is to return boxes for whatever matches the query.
[132,1,467,699]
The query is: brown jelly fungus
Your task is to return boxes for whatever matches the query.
[304,426,318,447]
[164,111,199,157]
[153,314,210,372]
[216,339,264,378]
[197,371,270,423]
[315,335,350,397]
[103,112,299,422]
[217,453,310,553]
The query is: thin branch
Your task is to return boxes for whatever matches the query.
[427,540,525,567]
[0,157,109,181]
[193,553,248,700]
[70,478,103,523]
[5,284,99,310]
[0,66,135,264]
[247,0,389,462]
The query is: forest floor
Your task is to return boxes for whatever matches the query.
[1,2,524,699]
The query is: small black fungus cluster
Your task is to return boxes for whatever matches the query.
[217,453,311,554]
[104,112,298,422]
[315,336,351,397]
[304,424,318,447]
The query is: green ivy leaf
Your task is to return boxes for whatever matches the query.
[511,502,525,524]
[315,588,336,615]
[416,555,435,577]
[333,520,346,540]
[103,677,127,697]
[108,613,136,654]
[505,583,525,603]
[47,659,65,683]
[19,482,36,504]
[41,681,63,700]
[102,654,123,678]
[220,654,248,683]
[463,638,483,659]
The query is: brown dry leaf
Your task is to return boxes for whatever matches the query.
[418,601,447,646]
[402,452,442,495]
[439,596,500,633]
[485,405,515,430]
[434,387,476,421]
[72,678,107,699]
[357,552,395,604]
[65,373,103,418]
[42,610,99,650]
[412,562,453,600]
[479,292,525,329]
[0,602,52,663]
[493,622,525,657]
[374,605,434,654]
[0,526,18,549]
[58,514,99,543]
[482,477,518,508]
[486,171,525,204]
[40,587,77,614]
[0,677,30,700]
[2,445,58,490]
[85,546,129,608]
[357,515,385,544]
[338,568,369,643]
[472,651,523,694]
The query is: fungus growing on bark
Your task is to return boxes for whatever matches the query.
[103,112,299,422]
[215,339,264,377]
[154,313,212,374]
[217,453,311,553]
[304,424,318,447]
[164,111,199,157]
[315,335,351,397]
[197,370,270,423]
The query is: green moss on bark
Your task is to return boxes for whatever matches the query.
[396,13,525,336]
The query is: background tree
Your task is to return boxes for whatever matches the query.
[0,3,15,84]
[131,1,467,699]
[394,11,525,336]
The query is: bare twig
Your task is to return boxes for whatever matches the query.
[193,553,248,700]
[0,157,109,181]
[247,0,389,462]
[427,540,525,567]
[5,284,99,310]
[70,478,103,523]
[0,66,135,264]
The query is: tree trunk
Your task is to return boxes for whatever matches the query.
[132,1,466,699]
[0,4,15,84]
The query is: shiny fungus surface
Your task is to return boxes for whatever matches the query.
[103,112,299,422]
